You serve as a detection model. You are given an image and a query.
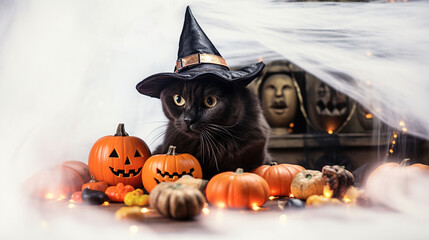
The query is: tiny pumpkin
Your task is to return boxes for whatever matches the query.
[306,195,342,207]
[88,123,151,188]
[81,177,108,192]
[206,168,270,209]
[290,170,324,200]
[150,182,206,220]
[175,175,208,192]
[142,145,203,193]
[252,162,305,196]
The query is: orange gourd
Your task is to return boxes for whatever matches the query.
[81,177,108,192]
[252,162,305,196]
[88,124,151,188]
[142,145,203,193]
[206,168,270,209]
[366,158,429,212]
[26,160,91,199]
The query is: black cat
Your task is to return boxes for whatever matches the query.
[136,7,270,179]
[154,79,272,179]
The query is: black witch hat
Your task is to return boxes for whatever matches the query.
[136,6,265,98]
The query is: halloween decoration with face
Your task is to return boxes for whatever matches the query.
[142,146,203,193]
[306,74,350,133]
[88,124,151,188]
[261,73,297,128]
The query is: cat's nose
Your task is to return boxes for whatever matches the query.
[184,117,193,127]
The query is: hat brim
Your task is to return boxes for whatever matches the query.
[136,62,265,98]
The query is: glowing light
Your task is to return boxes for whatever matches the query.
[129,225,139,234]
[392,140,396,144]
[289,193,294,198]
[393,134,398,138]
[39,220,48,228]
[202,207,210,215]
[389,149,394,154]
[68,203,75,209]
[289,123,294,128]
[69,199,75,203]
[102,201,110,206]
[217,202,226,209]
[328,129,333,134]
[365,113,374,119]
[269,196,277,200]
[323,186,333,198]
[56,195,66,201]
[279,214,288,225]
[45,193,54,200]
[402,127,407,132]
[343,198,352,203]
[399,121,405,127]
[140,207,149,213]
[251,204,261,211]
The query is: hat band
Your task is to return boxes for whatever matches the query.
[175,53,229,73]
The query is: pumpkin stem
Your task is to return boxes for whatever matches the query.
[235,168,244,175]
[114,123,129,136]
[400,158,410,167]
[167,145,177,155]
[305,174,312,179]
[269,162,278,166]
[90,176,97,182]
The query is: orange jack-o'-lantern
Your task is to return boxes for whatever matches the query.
[88,123,151,188]
[306,74,350,133]
[142,145,203,193]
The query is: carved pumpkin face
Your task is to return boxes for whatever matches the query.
[261,74,297,128]
[88,124,151,188]
[142,146,203,193]
[306,76,349,133]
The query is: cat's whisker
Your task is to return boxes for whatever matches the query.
[203,130,222,172]
[207,123,245,141]
[205,124,241,151]
[147,125,170,146]
[162,128,180,147]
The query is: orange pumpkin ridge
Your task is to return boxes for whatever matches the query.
[206,168,270,209]
[252,162,305,197]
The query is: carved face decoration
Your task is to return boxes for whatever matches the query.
[261,74,297,128]
[142,146,203,193]
[357,104,374,130]
[88,124,151,188]
[307,81,349,132]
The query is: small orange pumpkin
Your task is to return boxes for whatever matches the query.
[142,145,203,193]
[81,177,108,192]
[206,168,270,209]
[252,162,305,196]
[88,123,151,188]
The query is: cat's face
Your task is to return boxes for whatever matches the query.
[160,79,244,138]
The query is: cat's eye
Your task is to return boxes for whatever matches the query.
[204,96,217,108]
[173,94,186,106]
